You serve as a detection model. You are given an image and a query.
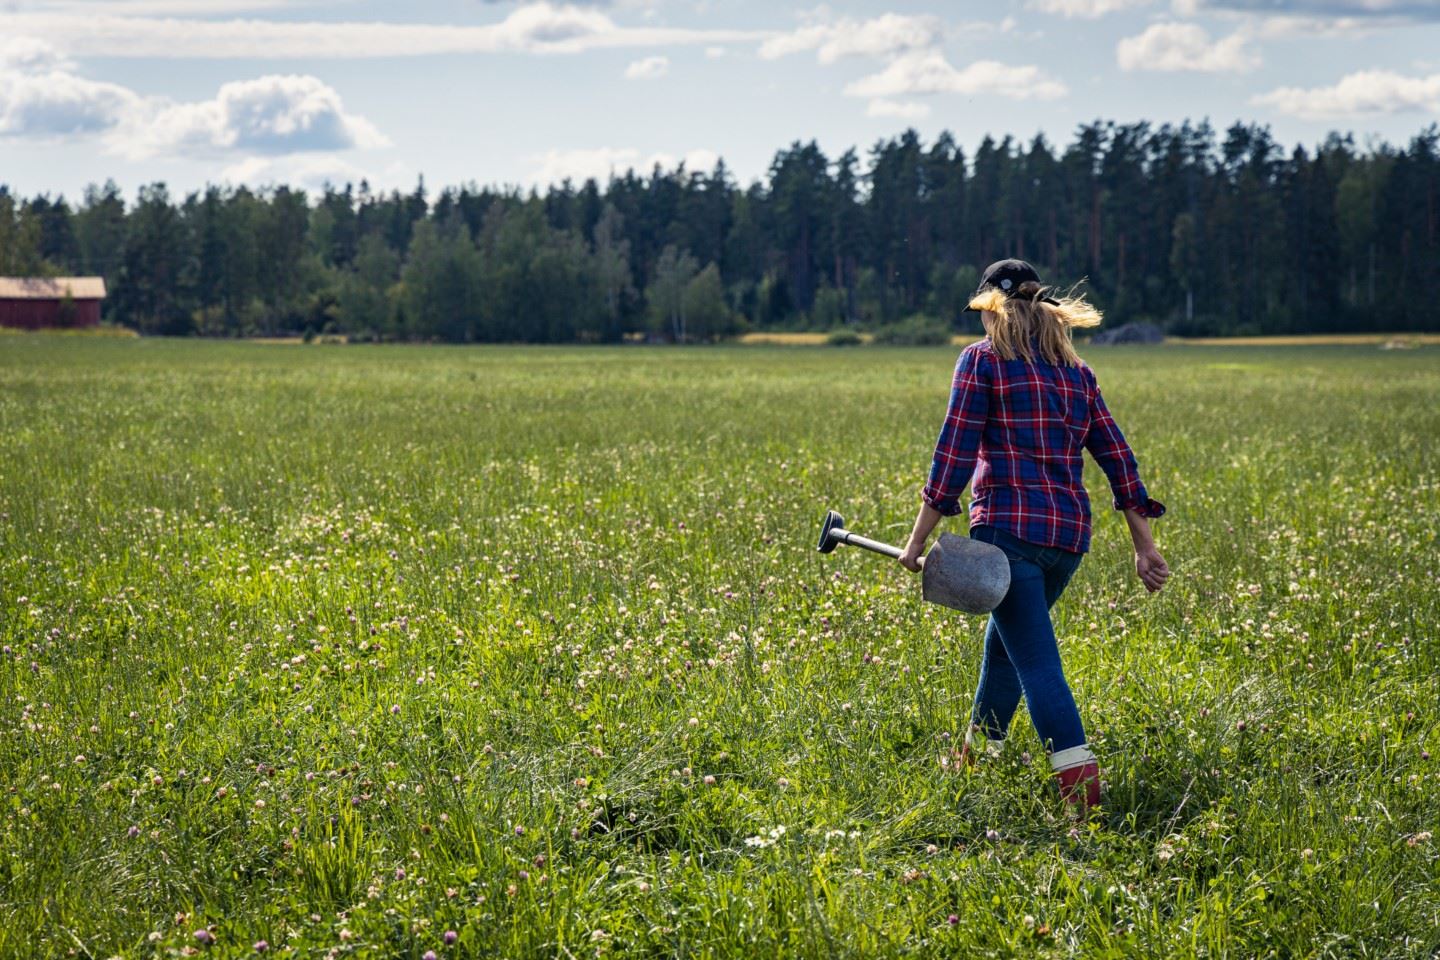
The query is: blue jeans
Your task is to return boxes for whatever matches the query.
[967,525,1086,753]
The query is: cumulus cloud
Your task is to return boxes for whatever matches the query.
[844,52,1068,101]
[1253,70,1440,118]
[0,69,141,138]
[865,98,931,120]
[219,154,376,190]
[0,35,74,73]
[1116,23,1260,72]
[653,148,720,174]
[120,74,388,159]
[4,4,767,58]
[527,146,718,185]
[0,37,141,138]
[501,2,613,47]
[624,55,669,79]
[759,13,942,64]
[1028,0,1150,17]
[0,36,386,162]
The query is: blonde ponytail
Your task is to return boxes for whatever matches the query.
[967,282,1101,367]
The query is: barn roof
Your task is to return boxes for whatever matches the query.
[0,277,107,300]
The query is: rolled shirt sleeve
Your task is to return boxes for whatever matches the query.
[922,346,990,516]
[1083,372,1165,518]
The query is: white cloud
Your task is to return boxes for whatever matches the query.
[528,147,642,185]
[654,148,719,173]
[1115,23,1260,72]
[0,36,386,162]
[0,37,141,139]
[1253,70,1440,118]
[1029,0,1150,17]
[501,2,614,47]
[704,46,727,59]
[866,98,931,120]
[4,4,768,59]
[219,154,374,190]
[624,55,669,79]
[1249,15,1389,36]
[120,74,387,159]
[220,156,282,183]
[759,13,942,64]
[33,0,336,13]
[0,69,142,138]
[0,36,74,73]
[527,146,718,185]
[844,52,1068,101]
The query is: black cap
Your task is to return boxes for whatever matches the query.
[975,259,1059,305]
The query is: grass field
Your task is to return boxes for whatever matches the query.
[734,331,1440,347]
[2,336,1438,958]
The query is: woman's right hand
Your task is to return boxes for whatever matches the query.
[898,502,942,573]
[1135,546,1169,593]
[897,542,924,573]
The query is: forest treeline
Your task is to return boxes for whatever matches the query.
[2,120,1438,340]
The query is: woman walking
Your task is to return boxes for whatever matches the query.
[897,259,1169,810]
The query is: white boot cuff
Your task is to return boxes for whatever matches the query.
[1049,744,1096,772]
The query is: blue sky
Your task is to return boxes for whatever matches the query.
[2,0,1438,199]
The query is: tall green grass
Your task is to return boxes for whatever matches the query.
[1,336,1437,957]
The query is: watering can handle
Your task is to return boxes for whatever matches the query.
[834,530,900,559]
[818,510,925,567]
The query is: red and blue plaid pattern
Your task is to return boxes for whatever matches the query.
[922,339,1164,554]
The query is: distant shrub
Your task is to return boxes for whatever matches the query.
[0,324,138,338]
[811,285,850,329]
[826,328,864,346]
[871,315,953,346]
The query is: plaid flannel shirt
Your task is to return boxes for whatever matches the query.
[922,338,1164,554]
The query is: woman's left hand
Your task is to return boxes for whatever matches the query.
[897,543,924,573]
[1135,545,1170,593]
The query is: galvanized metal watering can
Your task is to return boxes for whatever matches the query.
[817,510,1011,615]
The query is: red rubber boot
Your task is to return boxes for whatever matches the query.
[1050,746,1101,809]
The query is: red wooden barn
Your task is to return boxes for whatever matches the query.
[0,277,107,329]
